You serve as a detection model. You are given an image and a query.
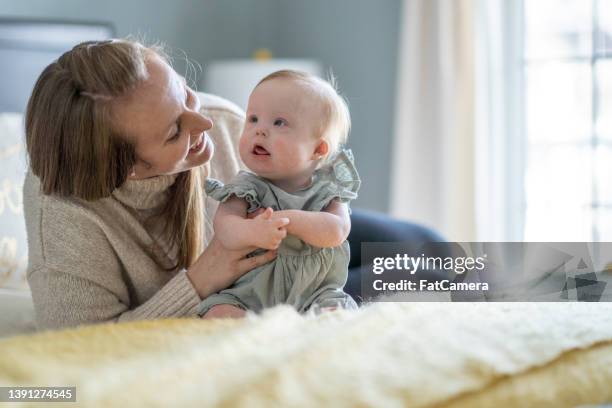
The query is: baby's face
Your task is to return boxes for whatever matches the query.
[239,78,325,186]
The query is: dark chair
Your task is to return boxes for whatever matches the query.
[346,209,449,303]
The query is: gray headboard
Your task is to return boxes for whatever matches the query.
[0,19,114,113]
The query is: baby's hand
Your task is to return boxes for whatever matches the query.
[246,207,266,219]
[251,207,289,250]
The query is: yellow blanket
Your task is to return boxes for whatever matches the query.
[1,303,611,407]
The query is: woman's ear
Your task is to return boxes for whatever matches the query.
[127,159,154,180]
[313,139,329,159]
[127,166,137,180]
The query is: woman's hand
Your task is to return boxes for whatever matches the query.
[185,236,276,299]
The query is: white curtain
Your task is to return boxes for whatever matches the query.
[390,0,477,241]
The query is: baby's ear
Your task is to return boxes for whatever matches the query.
[313,139,329,158]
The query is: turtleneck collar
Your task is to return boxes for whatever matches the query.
[111,173,179,210]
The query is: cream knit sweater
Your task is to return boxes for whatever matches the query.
[24,93,245,330]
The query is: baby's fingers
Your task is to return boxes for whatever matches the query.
[273,217,290,228]
[254,207,273,220]
[246,207,265,219]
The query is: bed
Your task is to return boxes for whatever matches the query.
[0,19,114,112]
[1,19,612,408]
[1,303,612,407]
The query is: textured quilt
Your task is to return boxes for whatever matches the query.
[1,302,611,407]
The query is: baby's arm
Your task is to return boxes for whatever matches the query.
[272,200,350,248]
[214,196,290,250]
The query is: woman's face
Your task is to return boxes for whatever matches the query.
[112,53,214,179]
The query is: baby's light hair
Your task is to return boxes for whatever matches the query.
[256,69,351,162]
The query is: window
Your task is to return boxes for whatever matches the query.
[522,0,612,241]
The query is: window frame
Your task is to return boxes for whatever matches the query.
[521,0,608,242]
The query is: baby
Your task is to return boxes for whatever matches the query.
[197,70,360,318]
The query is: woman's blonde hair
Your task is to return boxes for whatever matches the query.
[256,69,351,161]
[25,39,203,271]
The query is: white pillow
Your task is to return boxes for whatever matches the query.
[0,288,35,337]
[0,112,29,291]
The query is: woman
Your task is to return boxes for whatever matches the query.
[24,39,276,329]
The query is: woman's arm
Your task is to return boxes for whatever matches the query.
[28,265,202,329]
[214,196,289,250]
[26,193,279,330]
[272,200,351,248]
[28,237,279,330]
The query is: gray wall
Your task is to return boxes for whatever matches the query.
[274,1,402,212]
[0,0,401,212]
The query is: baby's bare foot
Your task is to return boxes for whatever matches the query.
[202,304,246,319]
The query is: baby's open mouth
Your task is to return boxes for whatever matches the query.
[252,144,270,156]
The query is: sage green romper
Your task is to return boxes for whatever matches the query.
[197,149,360,315]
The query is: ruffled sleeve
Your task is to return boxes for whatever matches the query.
[311,149,361,210]
[204,171,262,213]
[328,149,360,203]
